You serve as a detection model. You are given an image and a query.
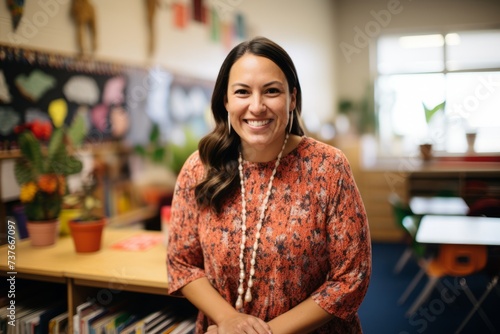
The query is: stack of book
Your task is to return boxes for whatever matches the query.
[72,300,195,334]
[0,299,67,334]
[0,295,196,334]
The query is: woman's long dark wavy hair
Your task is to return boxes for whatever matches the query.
[195,36,305,214]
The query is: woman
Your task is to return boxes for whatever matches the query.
[167,36,371,334]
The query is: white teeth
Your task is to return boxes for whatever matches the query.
[247,120,271,127]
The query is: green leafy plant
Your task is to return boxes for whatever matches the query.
[134,123,167,165]
[423,101,446,124]
[14,120,83,221]
[337,84,376,135]
[166,126,199,174]
[64,172,101,221]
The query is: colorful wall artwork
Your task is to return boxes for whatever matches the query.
[0,44,214,152]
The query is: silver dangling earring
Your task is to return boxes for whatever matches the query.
[228,113,231,134]
[288,111,294,133]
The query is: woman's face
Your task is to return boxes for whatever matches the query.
[225,54,296,161]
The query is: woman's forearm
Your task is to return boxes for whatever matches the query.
[180,277,239,325]
[267,297,334,334]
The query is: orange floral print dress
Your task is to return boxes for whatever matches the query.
[167,137,372,334]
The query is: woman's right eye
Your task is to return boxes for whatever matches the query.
[235,89,249,95]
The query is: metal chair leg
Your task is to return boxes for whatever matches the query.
[455,276,498,334]
[399,266,426,305]
[394,247,413,274]
[406,276,440,317]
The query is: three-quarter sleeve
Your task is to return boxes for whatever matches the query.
[311,150,372,321]
[167,152,207,296]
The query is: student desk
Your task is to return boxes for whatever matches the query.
[415,215,500,245]
[409,196,469,216]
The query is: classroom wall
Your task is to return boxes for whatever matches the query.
[0,0,338,126]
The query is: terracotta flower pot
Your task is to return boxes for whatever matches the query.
[69,218,106,253]
[27,219,60,247]
[419,143,433,161]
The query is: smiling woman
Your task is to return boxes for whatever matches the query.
[167,36,372,334]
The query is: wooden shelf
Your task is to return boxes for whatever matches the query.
[0,228,176,330]
[0,149,21,160]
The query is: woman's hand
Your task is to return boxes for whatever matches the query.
[204,313,272,334]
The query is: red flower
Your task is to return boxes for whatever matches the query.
[30,120,52,141]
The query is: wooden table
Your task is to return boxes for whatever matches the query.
[415,215,500,245]
[409,196,469,215]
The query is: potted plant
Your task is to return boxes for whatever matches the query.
[420,101,446,161]
[67,172,106,253]
[14,119,83,246]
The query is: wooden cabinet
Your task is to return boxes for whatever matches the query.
[0,229,195,331]
[354,159,500,242]
[407,170,500,206]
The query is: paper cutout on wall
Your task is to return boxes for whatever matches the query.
[110,105,129,138]
[173,2,189,29]
[91,103,109,132]
[15,69,56,103]
[63,75,99,105]
[48,99,68,128]
[235,13,246,39]
[25,108,50,128]
[166,76,212,146]
[103,76,126,106]
[0,107,20,136]
[0,70,12,103]
[68,106,90,146]
[192,0,206,23]
[170,86,208,123]
[210,7,220,42]
[222,22,233,51]
[7,0,25,31]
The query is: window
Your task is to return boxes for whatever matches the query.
[375,29,500,156]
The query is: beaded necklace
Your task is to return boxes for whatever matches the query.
[235,133,289,310]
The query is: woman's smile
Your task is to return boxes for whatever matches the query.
[245,119,273,128]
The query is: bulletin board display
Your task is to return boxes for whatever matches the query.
[0,43,215,161]
[0,44,135,148]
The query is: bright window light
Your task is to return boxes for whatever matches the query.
[399,34,444,48]
[445,33,461,46]
[375,29,500,156]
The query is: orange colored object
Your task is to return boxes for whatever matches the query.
[37,174,58,193]
[69,218,105,253]
[427,244,487,278]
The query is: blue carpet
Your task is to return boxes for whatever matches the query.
[358,242,500,334]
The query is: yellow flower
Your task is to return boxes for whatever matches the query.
[20,182,38,203]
